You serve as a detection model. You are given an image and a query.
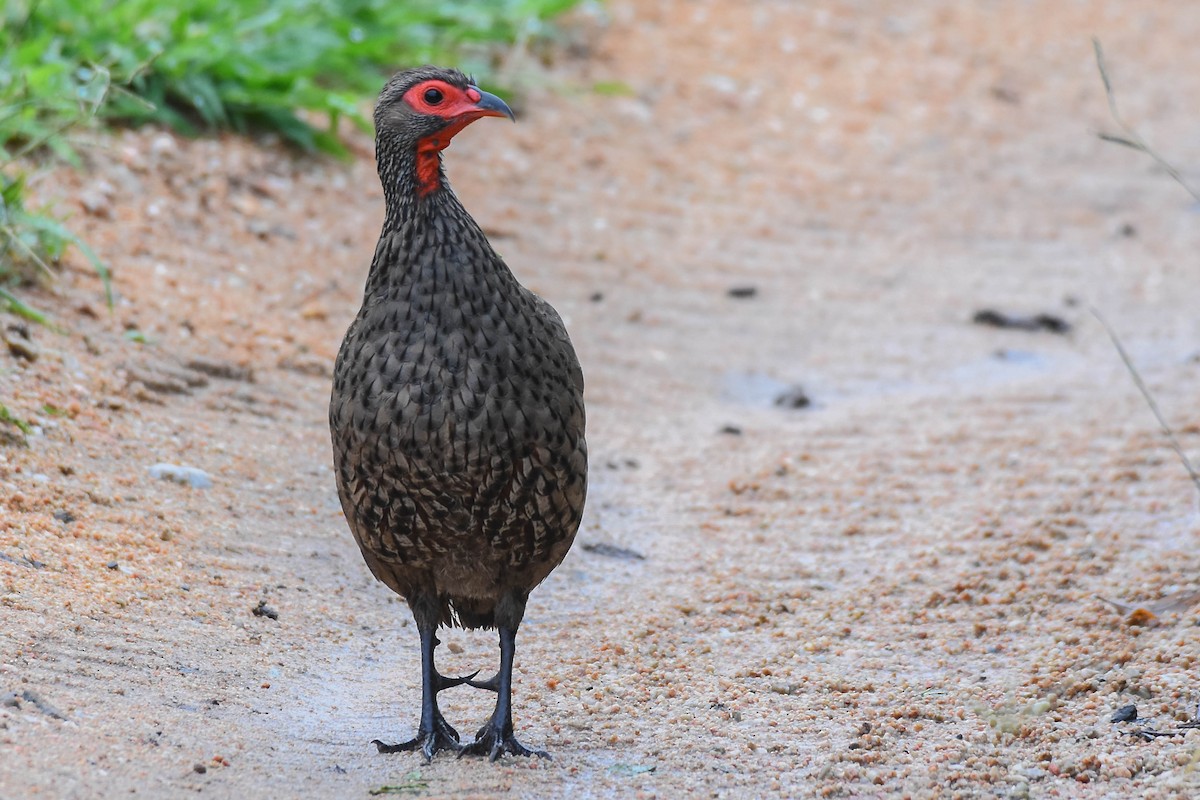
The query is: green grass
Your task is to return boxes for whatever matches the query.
[1,171,111,310]
[0,403,32,434]
[2,0,581,159]
[0,0,584,315]
[368,772,430,795]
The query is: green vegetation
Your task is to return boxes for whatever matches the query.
[368,771,429,795]
[2,0,580,159]
[1,171,111,311]
[0,0,583,312]
[591,80,636,97]
[0,402,33,438]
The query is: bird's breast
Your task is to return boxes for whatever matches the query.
[333,285,578,476]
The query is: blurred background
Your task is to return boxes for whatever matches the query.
[1,0,593,308]
[3,1,1200,797]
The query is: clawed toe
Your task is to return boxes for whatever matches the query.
[372,737,420,755]
[372,715,463,762]
[459,724,550,762]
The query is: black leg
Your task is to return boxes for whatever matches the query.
[461,626,549,761]
[373,625,476,762]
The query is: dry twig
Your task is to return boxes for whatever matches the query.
[1093,38,1200,203]
[1091,308,1200,506]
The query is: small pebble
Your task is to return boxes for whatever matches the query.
[252,600,279,620]
[774,386,811,409]
[79,189,113,219]
[1111,704,1138,723]
[4,331,39,362]
[148,463,213,489]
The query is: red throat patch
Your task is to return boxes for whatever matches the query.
[415,117,477,197]
[415,136,444,197]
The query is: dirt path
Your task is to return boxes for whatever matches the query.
[4,1,1200,797]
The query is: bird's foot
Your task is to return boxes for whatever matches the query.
[459,721,550,762]
[372,713,463,762]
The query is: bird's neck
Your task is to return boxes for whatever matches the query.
[364,142,508,298]
[377,141,445,224]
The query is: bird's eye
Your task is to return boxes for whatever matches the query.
[423,88,444,105]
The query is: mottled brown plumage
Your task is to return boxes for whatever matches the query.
[329,67,586,761]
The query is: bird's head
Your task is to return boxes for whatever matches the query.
[374,66,514,198]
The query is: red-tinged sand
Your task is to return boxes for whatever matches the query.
[3,1,1200,797]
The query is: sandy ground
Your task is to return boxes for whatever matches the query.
[4,1,1200,797]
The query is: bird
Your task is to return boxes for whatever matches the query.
[329,65,587,763]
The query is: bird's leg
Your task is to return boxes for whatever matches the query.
[460,626,549,761]
[373,625,475,761]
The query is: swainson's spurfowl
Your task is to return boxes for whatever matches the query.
[329,66,587,762]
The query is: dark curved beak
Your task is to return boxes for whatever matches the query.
[470,87,515,122]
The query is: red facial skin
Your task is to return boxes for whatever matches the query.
[403,79,506,196]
